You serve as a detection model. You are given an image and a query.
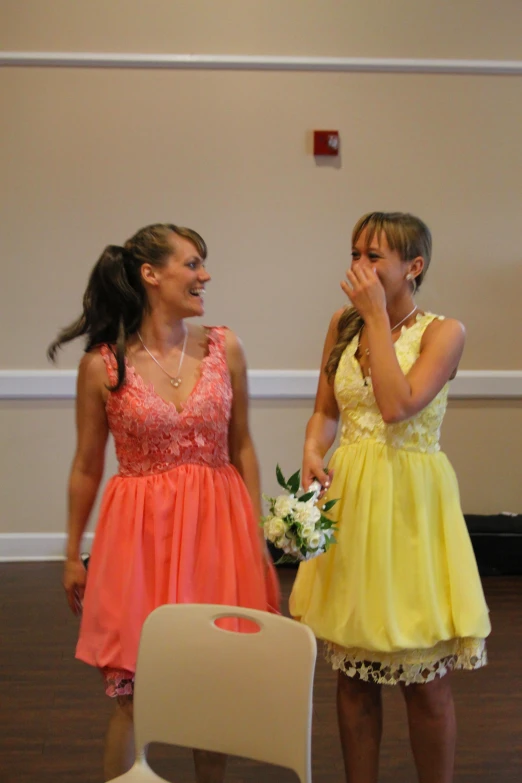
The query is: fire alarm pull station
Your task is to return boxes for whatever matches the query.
[313,131,340,156]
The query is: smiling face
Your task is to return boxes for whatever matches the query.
[351,227,422,300]
[141,232,211,318]
[350,212,431,300]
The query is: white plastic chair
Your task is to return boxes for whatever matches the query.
[107,603,317,782]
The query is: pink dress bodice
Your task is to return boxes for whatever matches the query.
[100,327,232,477]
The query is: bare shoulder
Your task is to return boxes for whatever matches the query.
[77,348,109,394]
[422,315,466,349]
[322,307,348,350]
[330,307,346,332]
[221,328,247,372]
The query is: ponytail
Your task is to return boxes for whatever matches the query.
[47,223,207,391]
[47,245,143,390]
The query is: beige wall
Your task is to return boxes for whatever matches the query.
[2,0,522,59]
[1,1,521,544]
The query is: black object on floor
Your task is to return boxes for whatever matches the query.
[269,514,522,576]
[465,513,522,576]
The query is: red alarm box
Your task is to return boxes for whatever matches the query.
[313,130,340,156]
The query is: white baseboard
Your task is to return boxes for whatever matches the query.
[0,369,521,400]
[0,532,94,562]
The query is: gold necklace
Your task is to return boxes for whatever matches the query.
[137,328,188,388]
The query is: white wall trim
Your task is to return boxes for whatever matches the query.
[1,51,522,76]
[0,369,521,400]
[0,532,94,562]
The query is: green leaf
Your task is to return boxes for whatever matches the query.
[274,554,300,565]
[275,464,288,490]
[320,518,334,529]
[287,469,301,495]
[299,491,315,504]
[322,499,339,513]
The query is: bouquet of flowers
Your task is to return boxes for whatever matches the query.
[262,465,339,564]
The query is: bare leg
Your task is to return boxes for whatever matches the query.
[193,750,228,782]
[337,672,383,783]
[103,696,135,781]
[401,675,456,783]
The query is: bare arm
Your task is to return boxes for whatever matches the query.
[225,330,267,554]
[63,350,109,613]
[365,313,465,423]
[302,310,342,491]
[341,259,465,423]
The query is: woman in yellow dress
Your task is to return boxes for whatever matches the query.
[289,212,491,783]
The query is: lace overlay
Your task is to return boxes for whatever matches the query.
[325,637,487,685]
[335,312,447,454]
[103,667,135,698]
[100,327,232,476]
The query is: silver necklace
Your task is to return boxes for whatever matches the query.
[389,304,418,333]
[360,305,419,381]
[137,328,188,388]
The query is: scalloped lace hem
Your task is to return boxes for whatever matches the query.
[325,637,487,685]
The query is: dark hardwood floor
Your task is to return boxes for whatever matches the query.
[0,564,520,782]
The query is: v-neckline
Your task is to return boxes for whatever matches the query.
[125,327,215,415]
[352,313,425,385]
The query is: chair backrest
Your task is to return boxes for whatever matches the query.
[133,604,317,782]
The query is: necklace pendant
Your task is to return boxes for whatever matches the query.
[170,378,182,388]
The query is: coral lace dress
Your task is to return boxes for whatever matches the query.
[76,327,280,695]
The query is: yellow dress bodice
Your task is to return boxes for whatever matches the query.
[335,312,447,454]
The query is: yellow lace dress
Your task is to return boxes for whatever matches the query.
[289,313,491,685]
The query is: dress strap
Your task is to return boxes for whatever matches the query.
[99,344,119,387]
[206,326,229,363]
[416,312,445,337]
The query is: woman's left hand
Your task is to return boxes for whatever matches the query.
[341,263,387,321]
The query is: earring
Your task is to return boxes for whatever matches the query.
[406,273,417,295]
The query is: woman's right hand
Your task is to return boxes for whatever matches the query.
[63,557,87,616]
[302,446,331,495]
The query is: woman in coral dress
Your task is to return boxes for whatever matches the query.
[48,223,279,782]
[290,212,490,783]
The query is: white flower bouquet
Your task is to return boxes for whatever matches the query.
[262,465,339,564]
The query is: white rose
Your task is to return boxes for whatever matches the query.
[283,538,301,556]
[277,535,290,550]
[274,494,297,518]
[294,502,321,525]
[307,531,325,551]
[307,505,321,524]
[264,516,287,542]
[293,502,312,524]
[300,522,316,540]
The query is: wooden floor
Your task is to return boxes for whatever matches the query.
[0,564,520,783]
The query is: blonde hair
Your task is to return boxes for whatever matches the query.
[325,211,432,381]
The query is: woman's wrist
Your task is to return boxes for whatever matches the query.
[304,439,323,457]
[65,540,81,561]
